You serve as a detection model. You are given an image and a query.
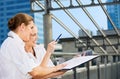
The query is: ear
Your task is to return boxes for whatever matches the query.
[20,23,26,31]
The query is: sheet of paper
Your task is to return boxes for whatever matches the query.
[61,55,99,70]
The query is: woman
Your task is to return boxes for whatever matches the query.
[25,26,54,66]
[25,26,66,79]
[0,13,66,79]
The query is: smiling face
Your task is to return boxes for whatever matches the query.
[25,26,38,47]
[21,21,35,42]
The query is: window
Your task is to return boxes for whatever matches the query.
[0,19,4,22]
[0,29,4,33]
[6,7,15,10]
[16,0,28,3]
[0,13,4,16]
[0,2,4,6]
[6,1,15,5]
[0,24,4,27]
[16,4,30,9]
[0,35,4,38]
[0,8,4,11]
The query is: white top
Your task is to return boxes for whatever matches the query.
[0,31,54,79]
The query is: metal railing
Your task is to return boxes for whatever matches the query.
[52,53,120,79]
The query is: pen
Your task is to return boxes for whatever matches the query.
[55,34,62,42]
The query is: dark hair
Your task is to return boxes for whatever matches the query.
[8,13,33,30]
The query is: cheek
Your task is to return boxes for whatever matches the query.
[27,30,32,37]
[26,33,31,41]
[28,29,32,34]
[30,29,33,33]
[32,39,36,43]
[25,28,31,35]
[27,27,32,34]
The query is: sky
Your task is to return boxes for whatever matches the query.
[51,0,107,40]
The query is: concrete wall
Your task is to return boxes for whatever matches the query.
[62,41,78,53]
[60,34,120,54]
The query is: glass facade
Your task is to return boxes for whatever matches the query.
[0,0,44,45]
[107,0,120,30]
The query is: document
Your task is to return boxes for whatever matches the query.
[61,55,99,70]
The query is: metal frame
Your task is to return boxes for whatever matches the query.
[30,0,120,12]
[30,0,120,54]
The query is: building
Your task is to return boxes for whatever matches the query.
[0,0,44,45]
[59,32,120,54]
[79,29,92,37]
[107,0,120,29]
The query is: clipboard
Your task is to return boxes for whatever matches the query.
[61,55,99,70]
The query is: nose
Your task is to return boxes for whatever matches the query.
[35,35,38,40]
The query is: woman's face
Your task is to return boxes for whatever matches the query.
[23,21,35,42]
[30,31,38,47]
[26,26,38,47]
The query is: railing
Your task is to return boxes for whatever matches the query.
[52,53,120,79]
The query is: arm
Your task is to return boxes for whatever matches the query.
[39,70,67,79]
[29,63,66,79]
[29,41,67,79]
[40,41,56,67]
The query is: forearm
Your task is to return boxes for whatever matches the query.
[30,63,66,79]
[32,70,66,79]
[41,70,66,79]
[40,41,56,66]
[29,66,55,79]
[40,51,51,66]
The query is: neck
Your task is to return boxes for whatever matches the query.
[25,45,33,53]
[25,45,36,57]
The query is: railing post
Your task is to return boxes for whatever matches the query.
[97,57,100,79]
[86,62,90,79]
[110,55,113,79]
[104,55,107,79]
[73,68,77,79]
[115,55,118,79]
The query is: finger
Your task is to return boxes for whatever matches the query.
[51,41,57,44]
[53,63,67,72]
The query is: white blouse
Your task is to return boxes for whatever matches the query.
[0,31,54,79]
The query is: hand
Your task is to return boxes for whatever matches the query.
[46,41,57,54]
[40,63,67,79]
[74,53,81,58]
[41,70,67,79]
[31,63,67,79]
[40,41,57,67]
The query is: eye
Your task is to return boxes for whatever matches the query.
[31,33,37,37]
[31,26,34,29]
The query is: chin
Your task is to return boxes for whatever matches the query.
[23,39,29,42]
[33,44,36,47]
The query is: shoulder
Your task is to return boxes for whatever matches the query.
[34,44,46,52]
[1,37,17,50]
[34,44,46,55]
[35,44,44,49]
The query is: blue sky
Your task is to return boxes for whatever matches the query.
[51,0,107,40]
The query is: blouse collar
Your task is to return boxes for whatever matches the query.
[8,31,25,46]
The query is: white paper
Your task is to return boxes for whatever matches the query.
[62,55,99,70]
